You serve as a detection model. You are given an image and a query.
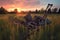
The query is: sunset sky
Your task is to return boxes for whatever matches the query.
[0,0,60,12]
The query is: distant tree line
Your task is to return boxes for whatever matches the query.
[0,7,8,14]
[29,8,60,14]
[29,4,60,14]
[0,7,17,14]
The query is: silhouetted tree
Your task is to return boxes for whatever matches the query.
[46,4,53,10]
[52,8,58,13]
[0,7,8,14]
[14,9,18,13]
[46,4,53,13]
[58,8,60,13]
[35,9,38,13]
[47,8,51,13]
[40,8,44,13]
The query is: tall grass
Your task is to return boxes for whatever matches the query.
[0,14,60,40]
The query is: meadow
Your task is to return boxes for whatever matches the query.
[0,13,60,40]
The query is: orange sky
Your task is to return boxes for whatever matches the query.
[3,5,45,12]
[0,0,60,12]
[0,0,46,12]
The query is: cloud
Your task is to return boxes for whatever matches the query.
[0,0,41,9]
[0,0,14,5]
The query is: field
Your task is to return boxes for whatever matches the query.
[0,14,60,40]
